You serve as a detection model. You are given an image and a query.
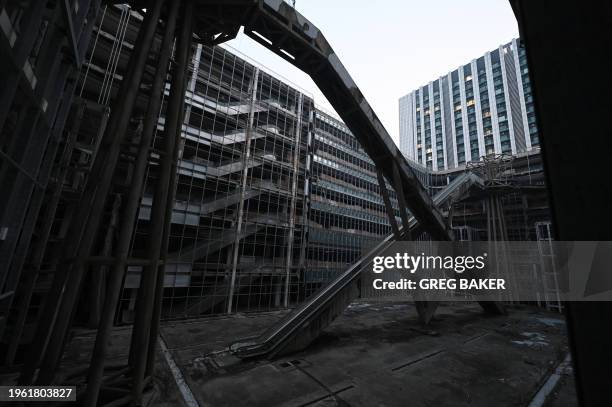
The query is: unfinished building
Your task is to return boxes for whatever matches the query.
[0,1,586,406]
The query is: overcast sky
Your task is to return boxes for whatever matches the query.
[224,1,519,144]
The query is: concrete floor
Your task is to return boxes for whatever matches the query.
[158,301,577,407]
[547,368,578,407]
[24,301,576,406]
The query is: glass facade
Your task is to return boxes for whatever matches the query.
[400,39,539,170]
[307,111,398,298]
[518,44,539,147]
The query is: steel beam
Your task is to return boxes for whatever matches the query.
[227,66,260,313]
[20,0,163,385]
[283,92,304,307]
[82,1,179,403]
[391,161,412,240]
[128,1,193,403]
[376,169,400,239]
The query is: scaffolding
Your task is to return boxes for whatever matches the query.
[114,43,316,321]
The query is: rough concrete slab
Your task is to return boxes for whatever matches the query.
[166,301,576,407]
[42,302,576,406]
[160,310,288,365]
[547,372,578,407]
[51,325,188,405]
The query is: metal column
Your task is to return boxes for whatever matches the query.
[227,66,260,313]
[20,0,164,385]
[82,1,179,404]
[128,1,193,403]
[376,169,400,239]
[284,92,304,307]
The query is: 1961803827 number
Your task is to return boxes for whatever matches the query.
[0,386,77,401]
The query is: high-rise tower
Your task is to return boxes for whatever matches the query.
[399,39,538,171]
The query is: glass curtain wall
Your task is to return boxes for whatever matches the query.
[305,110,399,298]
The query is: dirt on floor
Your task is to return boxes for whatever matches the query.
[160,301,577,407]
[7,301,576,406]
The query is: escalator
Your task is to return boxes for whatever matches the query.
[229,170,488,359]
[230,231,397,359]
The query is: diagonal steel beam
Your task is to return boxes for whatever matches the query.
[376,169,400,239]
[391,161,413,240]
[156,0,451,240]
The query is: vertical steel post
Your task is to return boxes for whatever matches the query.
[146,35,203,376]
[82,2,179,404]
[25,0,164,385]
[129,1,193,403]
[227,67,260,313]
[146,13,199,377]
[296,109,314,298]
[283,93,304,307]
[394,162,438,322]
[88,193,122,328]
